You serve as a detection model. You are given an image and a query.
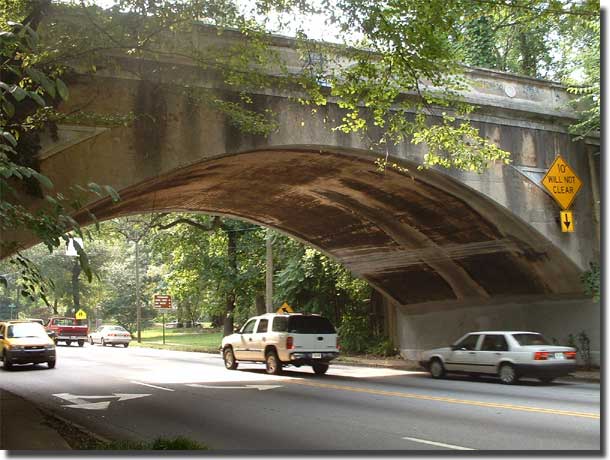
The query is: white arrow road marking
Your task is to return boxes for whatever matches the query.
[53,393,151,410]
[402,437,475,450]
[186,384,282,391]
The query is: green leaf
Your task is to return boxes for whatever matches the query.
[1,131,17,147]
[104,185,120,202]
[88,182,103,196]
[10,84,27,102]
[2,100,14,118]
[56,78,69,101]
[28,91,46,107]
[26,68,56,98]
[31,171,54,189]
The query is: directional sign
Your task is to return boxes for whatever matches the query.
[276,302,294,314]
[541,155,583,210]
[560,211,575,233]
[53,393,150,410]
[153,294,173,309]
[75,309,87,320]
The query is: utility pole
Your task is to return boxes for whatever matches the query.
[135,239,141,343]
[265,229,273,313]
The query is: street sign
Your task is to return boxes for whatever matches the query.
[541,155,583,210]
[560,211,575,233]
[276,302,294,314]
[153,294,173,309]
[75,309,87,320]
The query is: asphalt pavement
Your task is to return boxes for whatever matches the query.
[0,344,601,452]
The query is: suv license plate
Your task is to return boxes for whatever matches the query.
[312,353,322,359]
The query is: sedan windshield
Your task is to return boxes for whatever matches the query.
[512,333,550,346]
[8,323,47,339]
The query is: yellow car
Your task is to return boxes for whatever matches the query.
[0,321,56,370]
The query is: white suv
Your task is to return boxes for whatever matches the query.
[221,313,339,375]
[419,331,577,384]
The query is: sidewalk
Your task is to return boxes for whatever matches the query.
[0,389,70,450]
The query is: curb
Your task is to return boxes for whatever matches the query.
[40,407,112,446]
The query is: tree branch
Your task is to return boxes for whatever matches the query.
[156,216,222,232]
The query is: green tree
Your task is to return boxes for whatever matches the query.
[152,214,267,336]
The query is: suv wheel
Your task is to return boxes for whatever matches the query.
[429,358,445,379]
[223,347,238,370]
[499,363,518,384]
[265,350,282,375]
[78,340,84,347]
[312,363,329,375]
[47,360,56,369]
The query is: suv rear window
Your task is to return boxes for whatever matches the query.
[287,316,335,334]
[512,333,550,346]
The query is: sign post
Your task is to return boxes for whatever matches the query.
[153,294,173,345]
[541,155,583,233]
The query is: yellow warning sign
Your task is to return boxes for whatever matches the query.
[276,302,294,314]
[541,155,583,210]
[560,211,575,233]
[75,309,87,320]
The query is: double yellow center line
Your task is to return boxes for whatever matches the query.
[288,380,600,420]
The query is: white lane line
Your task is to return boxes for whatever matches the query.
[131,381,175,392]
[402,437,475,450]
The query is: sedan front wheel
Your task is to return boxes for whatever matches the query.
[429,359,445,379]
[499,363,518,384]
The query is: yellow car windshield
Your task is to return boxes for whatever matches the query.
[8,323,47,339]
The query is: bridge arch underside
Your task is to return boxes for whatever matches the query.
[77,149,583,308]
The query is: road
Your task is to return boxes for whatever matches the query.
[0,344,600,452]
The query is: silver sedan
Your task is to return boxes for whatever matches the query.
[88,325,132,347]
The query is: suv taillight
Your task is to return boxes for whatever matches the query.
[534,351,549,360]
[286,336,293,349]
[564,351,577,359]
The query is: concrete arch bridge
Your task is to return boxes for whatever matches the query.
[18,25,600,363]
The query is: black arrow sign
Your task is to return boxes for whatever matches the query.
[563,216,571,229]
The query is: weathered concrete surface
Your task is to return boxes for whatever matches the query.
[9,20,598,341]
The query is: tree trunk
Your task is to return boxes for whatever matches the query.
[255,293,266,315]
[223,293,236,337]
[222,230,238,337]
[370,289,384,337]
[71,258,81,316]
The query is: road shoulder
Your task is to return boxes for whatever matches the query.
[0,389,71,450]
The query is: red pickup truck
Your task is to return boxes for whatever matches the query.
[46,317,88,347]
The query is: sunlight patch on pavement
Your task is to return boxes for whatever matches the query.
[327,366,422,378]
